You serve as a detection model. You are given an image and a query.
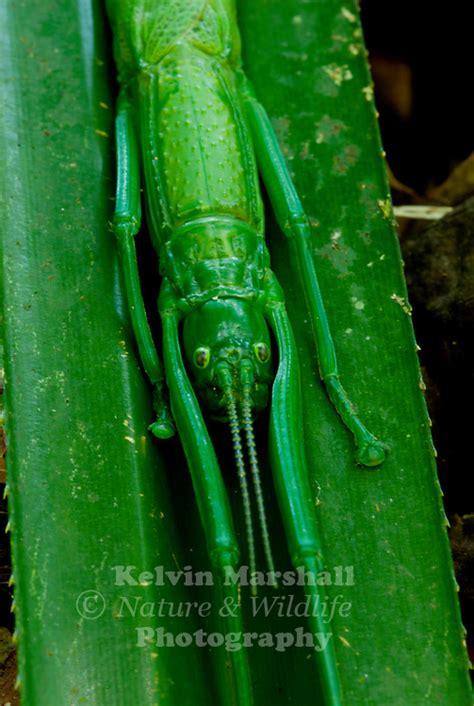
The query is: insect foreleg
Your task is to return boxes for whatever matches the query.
[159,284,253,706]
[112,90,174,438]
[243,80,386,467]
[264,298,343,706]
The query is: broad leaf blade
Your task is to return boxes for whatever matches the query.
[239,1,471,704]
[0,0,470,705]
[0,1,212,704]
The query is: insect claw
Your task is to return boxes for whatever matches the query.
[356,438,388,467]
[149,420,175,439]
[149,385,175,439]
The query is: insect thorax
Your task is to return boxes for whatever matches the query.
[160,217,270,307]
[112,1,269,307]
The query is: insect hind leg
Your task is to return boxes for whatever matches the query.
[243,83,386,466]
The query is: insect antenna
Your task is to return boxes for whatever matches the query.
[241,370,277,588]
[217,366,257,592]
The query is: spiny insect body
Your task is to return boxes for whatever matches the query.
[106,1,386,704]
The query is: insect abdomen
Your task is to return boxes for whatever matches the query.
[141,43,263,241]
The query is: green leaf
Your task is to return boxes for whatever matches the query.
[0,0,470,705]
[239,0,472,703]
[0,2,211,704]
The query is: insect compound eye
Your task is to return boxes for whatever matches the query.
[254,342,270,363]
[193,347,211,369]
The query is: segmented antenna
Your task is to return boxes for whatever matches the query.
[241,383,277,586]
[218,367,257,590]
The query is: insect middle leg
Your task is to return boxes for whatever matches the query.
[112,89,174,438]
[243,81,386,467]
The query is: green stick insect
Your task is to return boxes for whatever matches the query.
[106,1,386,704]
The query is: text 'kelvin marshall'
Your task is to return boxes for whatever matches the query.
[112,565,355,588]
